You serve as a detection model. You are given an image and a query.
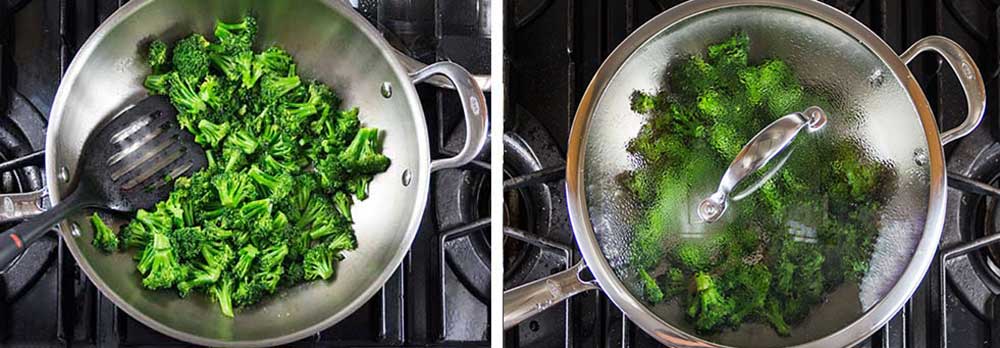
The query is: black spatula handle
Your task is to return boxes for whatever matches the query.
[0,190,94,270]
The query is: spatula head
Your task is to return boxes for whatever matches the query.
[77,95,207,212]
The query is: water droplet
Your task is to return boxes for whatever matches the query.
[58,166,70,183]
[401,169,412,186]
[70,222,81,237]
[380,82,392,98]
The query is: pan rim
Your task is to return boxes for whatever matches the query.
[43,0,431,347]
[564,0,945,347]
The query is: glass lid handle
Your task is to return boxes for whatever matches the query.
[697,106,827,223]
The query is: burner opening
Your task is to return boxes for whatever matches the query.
[502,169,537,277]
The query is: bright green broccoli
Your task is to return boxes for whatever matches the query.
[172,34,211,84]
[125,15,390,317]
[148,40,169,73]
[136,232,185,290]
[90,213,119,252]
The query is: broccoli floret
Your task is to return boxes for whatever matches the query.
[136,232,185,290]
[147,40,169,73]
[90,213,119,252]
[194,120,230,148]
[172,34,211,84]
[202,240,235,269]
[257,46,293,75]
[232,244,259,278]
[332,191,353,222]
[257,244,288,271]
[177,263,221,297]
[233,279,264,307]
[261,73,301,105]
[214,16,257,54]
[144,73,170,95]
[638,268,664,303]
[303,247,335,280]
[327,232,357,253]
[687,272,734,332]
[248,165,293,200]
[167,72,207,116]
[170,227,207,262]
[122,209,172,249]
[210,276,235,317]
[227,128,259,155]
[210,51,261,88]
[339,127,390,175]
[214,172,255,208]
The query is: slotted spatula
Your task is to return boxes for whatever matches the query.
[0,95,206,268]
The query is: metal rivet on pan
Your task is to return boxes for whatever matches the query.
[380,82,392,98]
[58,166,70,183]
[401,169,411,186]
[914,149,928,166]
[70,222,81,237]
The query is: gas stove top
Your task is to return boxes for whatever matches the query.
[503,0,999,347]
[0,0,490,346]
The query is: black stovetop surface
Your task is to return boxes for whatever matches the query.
[0,0,490,347]
[503,0,998,347]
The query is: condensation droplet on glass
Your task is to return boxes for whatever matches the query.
[59,166,70,183]
[70,222,81,237]
[867,69,885,88]
[913,149,927,166]
[401,169,412,186]
[380,82,392,98]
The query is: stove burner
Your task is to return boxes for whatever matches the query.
[501,106,568,286]
[434,116,491,303]
[944,127,1000,319]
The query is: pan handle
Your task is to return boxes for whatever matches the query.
[697,107,827,223]
[410,61,489,172]
[503,261,598,330]
[0,189,46,224]
[396,50,492,92]
[900,36,986,145]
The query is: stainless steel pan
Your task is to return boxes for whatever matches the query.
[504,0,985,347]
[8,0,488,346]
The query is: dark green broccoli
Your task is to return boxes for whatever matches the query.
[90,213,119,252]
[623,32,889,334]
[687,272,734,332]
[638,268,664,303]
